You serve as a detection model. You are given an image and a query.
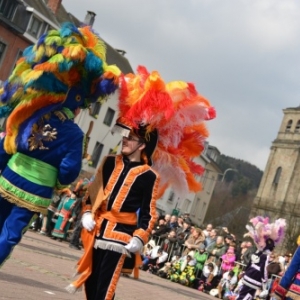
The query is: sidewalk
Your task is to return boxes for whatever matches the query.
[0,231,214,300]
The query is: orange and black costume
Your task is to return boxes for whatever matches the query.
[71,154,159,300]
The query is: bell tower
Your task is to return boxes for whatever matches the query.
[251,106,300,248]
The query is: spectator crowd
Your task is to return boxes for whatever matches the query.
[140,213,293,300]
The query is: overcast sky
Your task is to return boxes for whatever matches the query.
[63,0,300,171]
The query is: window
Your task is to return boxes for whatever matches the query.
[181,199,191,213]
[295,121,300,133]
[0,1,17,20]
[286,120,293,132]
[28,16,43,38]
[0,41,6,65]
[207,176,215,193]
[90,142,103,168]
[89,102,101,118]
[273,167,282,185]
[103,108,115,126]
[168,191,175,202]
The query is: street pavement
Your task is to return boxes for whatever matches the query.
[0,230,215,299]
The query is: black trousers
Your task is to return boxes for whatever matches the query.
[85,248,126,300]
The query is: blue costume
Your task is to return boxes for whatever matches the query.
[274,246,300,299]
[0,23,120,267]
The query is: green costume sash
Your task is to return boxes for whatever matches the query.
[7,152,58,187]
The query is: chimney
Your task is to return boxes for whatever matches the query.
[47,0,62,14]
[84,11,96,27]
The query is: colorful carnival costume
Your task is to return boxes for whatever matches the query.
[236,217,286,300]
[52,191,76,240]
[0,23,120,266]
[66,66,216,300]
[273,246,300,299]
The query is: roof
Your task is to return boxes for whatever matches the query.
[24,0,60,27]
[27,0,133,74]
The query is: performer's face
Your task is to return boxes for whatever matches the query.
[121,134,145,156]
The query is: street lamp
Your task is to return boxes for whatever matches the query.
[221,168,238,182]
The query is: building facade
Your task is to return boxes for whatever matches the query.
[251,106,300,248]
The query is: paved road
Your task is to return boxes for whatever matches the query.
[0,231,215,299]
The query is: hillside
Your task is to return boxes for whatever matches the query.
[204,154,263,238]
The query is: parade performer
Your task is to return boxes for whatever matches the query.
[40,188,69,236]
[236,217,286,300]
[69,178,91,250]
[0,22,120,266]
[51,190,76,241]
[273,238,300,300]
[66,65,216,299]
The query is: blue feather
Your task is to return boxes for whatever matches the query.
[60,22,82,38]
[24,73,68,93]
[0,105,13,118]
[17,103,62,151]
[84,52,103,72]
[0,81,18,103]
[37,33,47,47]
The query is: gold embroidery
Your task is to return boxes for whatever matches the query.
[28,123,57,151]
[53,111,67,122]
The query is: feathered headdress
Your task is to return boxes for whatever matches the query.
[112,66,216,198]
[245,216,286,251]
[0,22,121,154]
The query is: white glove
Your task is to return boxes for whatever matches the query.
[81,212,95,231]
[124,237,143,253]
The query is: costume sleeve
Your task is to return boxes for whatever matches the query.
[0,137,12,170]
[133,171,160,244]
[56,132,84,189]
[275,247,300,298]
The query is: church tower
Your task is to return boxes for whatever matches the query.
[251,106,300,248]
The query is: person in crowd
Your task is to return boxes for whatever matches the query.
[266,252,283,292]
[182,227,206,256]
[0,23,120,266]
[178,255,197,287]
[211,236,227,260]
[198,262,218,293]
[69,178,91,250]
[40,190,63,236]
[194,243,208,278]
[147,247,168,274]
[176,218,192,242]
[66,66,215,299]
[161,229,177,252]
[206,229,218,253]
[236,216,286,300]
[177,215,184,228]
[203,224,213,237]
[221,245,236,274]
[164,214,171,226]
[51,191,77,241]
[241,240,257,266]
[278,252,292,272]
[224,234,234,252]
[168,215,179,230]
[157,251,181,278]
[141,243,160,269]
[235,241,248,262]
[217,270,238,299]
[151,218,169,243]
